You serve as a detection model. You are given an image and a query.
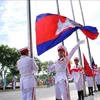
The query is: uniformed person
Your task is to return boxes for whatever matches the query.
[48,40,85,100]
[95,66,100,91]
[86,75,94,96]
[71,57,84,100]
[17,47,38,100]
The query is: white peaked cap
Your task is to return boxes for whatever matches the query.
[57,45,67,52]
[74,57,79,61]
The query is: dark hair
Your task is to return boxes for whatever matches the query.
[74,59,79,62]
[21,51,28,55]
[58,49,65,52]
[21,52,26,55]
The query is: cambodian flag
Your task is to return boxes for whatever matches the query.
[36,13,99,55]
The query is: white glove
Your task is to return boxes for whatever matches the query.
[78,40,85,45]
[48,60,53,65]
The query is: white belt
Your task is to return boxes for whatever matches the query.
[21,73,33,76]
[57,79,65,84]
[56,69,65,73]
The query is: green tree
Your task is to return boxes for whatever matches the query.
[34,58,55,80]
[0,45,20,79]
[42,61,48,72]
[34,57,42,73]
[34,57,49,73]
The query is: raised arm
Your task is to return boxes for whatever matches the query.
[31,58,39,71]
[68,40,85,61]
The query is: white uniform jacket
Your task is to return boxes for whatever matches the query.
[48,40,84,84]
[72,65,83,83]
[48,57,69,84]
[95,71,100,85]
[17,56,38,89]
[71,65,84,91]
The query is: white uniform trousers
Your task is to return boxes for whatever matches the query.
[21,87,34,100]
[95,76,100,85]
[55,80,69,100]
[86,77,93,87]
[87,80,93,87]
[75,79,83,91]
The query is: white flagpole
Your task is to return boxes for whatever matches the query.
[27,0,36,100]
[70,0,82,65]
[70,0,87,97]
[78,0,97,92]
[27,0,33,58]
[56,0,71,100]
[78,0,91,66]
[56,0,60,14]
[56,0,64,45]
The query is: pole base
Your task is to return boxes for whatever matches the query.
[84,94,88,97]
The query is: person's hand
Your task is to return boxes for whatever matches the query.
[48,60,53,65]
[78,40,85,45]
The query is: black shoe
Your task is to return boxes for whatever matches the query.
[92,94,94,95]
[56,99,62,100]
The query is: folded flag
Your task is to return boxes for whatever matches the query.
[83,54,94,76]
[71,67,83,83]
[70,67,83,74]
[36,13,99,55]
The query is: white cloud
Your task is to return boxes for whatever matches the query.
[0,0,100,67]
[0,1,28,49]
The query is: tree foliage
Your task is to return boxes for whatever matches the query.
[34,57,55,80]
[34,57,49,73]
[0,44,56,83]
[0,45,20,78]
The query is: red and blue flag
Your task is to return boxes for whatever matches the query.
[91,57,97,75]
[36,13,99,55]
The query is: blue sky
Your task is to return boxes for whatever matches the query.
[0,1,28,47]
[0,0,100,67]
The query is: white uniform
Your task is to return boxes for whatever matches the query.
[95,71,100,85]
[71,65,84,100]
[17,56,38,100]
[86,76,93,87]
[48,40,84,100]
[72,65,83,91]
[95,70,100,91]
[48,57,70,100]
[86,76,94,95]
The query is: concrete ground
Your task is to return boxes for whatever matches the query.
[0,82,100,100]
